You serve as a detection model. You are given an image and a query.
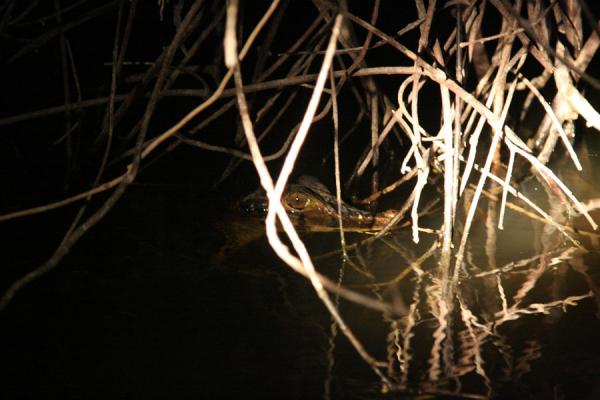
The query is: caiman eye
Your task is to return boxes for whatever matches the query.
[285,192,310,211]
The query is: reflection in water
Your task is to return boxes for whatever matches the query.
[216,140,600,399]
[326,150,600,398]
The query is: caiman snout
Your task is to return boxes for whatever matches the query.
[239,190,269,217]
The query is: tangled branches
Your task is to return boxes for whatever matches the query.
[1,0,600,397]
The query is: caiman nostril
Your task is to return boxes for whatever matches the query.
[239,191,269,217]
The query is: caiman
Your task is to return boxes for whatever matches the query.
[239,176,402,232]
[213,176,406,263]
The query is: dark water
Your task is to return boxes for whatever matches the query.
[3,138,600,400]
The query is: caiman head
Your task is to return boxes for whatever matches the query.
[213,176,406,264]
[239,176,380,232]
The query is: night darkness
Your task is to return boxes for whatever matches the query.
[2,1,600,399]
